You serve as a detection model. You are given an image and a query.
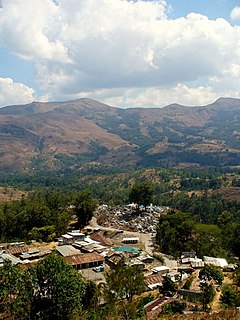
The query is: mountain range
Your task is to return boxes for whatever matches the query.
[0,97,240,172]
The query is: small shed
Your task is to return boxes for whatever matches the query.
[122,237,139,244]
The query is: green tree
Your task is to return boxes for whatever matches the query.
[74,190,97,228]
[105,262,145,302]
[232,267,240,287]
[31,254,86,320]
[199,265,224,285]
[217,211,234,227]
[161,277,177,296]
[200,283,215,311]
[129,182,154,208]
[156,211,195,257]
[0,260,34,319]
[231,224,240,257]
[161,300,186,315]
[104,261,145,319]
[220,285,240,307]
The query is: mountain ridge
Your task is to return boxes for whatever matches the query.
[0,97,240,172]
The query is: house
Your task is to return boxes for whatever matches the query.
[152,266,169,275]
[64,252,104,270]
[144,273,163,290]
[5,243,28,256]
[191,261,205,269]
[137,254,154,264]
[181,251,196,259]
[56,245,81,257]
[203,256,228,268]
[113,246,139,255]
[61,234,74,245]
[163,271,181,282]
[179,289,202,302]
[90,232,112,247]
[0,253,21,267]
[67,230,85,241]
[144,297,170,319]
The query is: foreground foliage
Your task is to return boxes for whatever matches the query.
[0,255,147,320]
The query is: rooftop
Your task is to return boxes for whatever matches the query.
[113,246,140,254]
[56,245,81,257]
[65,253,104,266]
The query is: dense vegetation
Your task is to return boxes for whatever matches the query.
[0,190,96,242]
[0,254,147,320]
[156,209,240,259]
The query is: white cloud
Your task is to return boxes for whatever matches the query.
[230,7,240,20]
[0,0,240,107]
[80,84,218,108]
[0,78,35,107]
[0,0,70,62]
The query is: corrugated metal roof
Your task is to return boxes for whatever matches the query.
[6,244,28,255]
[144,274,163,286]
[90,232,112,247]
[65,253,104,265]
[0,253,21,266]
[56,245,81,257]
[113,246,139,254]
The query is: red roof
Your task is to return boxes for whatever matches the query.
[144,273,163,287]
[6,244,28,255]
[145,297,172,319]
[90,232,112,247]
[65,253,104,266]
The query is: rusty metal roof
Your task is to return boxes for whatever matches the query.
[144,273,163,287]
[65,252,104,265]
[6,244,28,255]
[90,232,112,247]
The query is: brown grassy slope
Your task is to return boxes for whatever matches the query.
[164,309,240,320]
[0,97,240,171]
[0,186,26,204]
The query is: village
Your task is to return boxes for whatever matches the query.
[0,202,237,319]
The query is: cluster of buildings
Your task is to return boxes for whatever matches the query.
[0,242,51,267]
[95,204,169,233]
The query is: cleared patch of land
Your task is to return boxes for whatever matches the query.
[214,187,240,201]
[0,186,26,204]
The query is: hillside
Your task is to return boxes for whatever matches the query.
[0,97,240,172]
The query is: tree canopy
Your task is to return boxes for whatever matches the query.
[129,182,154,208]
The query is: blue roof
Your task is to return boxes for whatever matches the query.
[113,246,139,254]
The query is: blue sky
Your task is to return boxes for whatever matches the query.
[0,0,240,108]
[169,0,240,21]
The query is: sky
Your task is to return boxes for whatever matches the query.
[0,0,240,108]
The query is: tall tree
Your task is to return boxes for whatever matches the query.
[156,211,195,258]
[200,283,215,311]
[129,182,154,208]
[31,254,86,320]
[104,261,145,319]
[74,190,97,228]
[199,265,224,285]
[0,260,34,319]
[220,285,240,308]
